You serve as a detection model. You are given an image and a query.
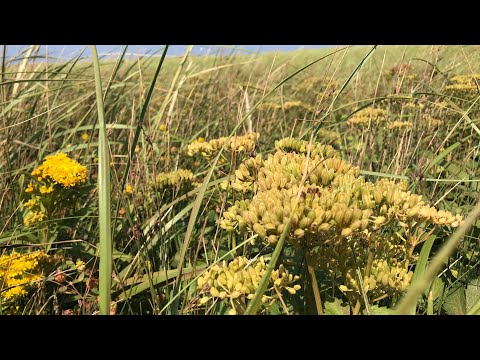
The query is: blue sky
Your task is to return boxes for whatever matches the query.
[5,45,335,61]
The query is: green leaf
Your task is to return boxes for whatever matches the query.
[324,298,350,315]
[466,278,480,313]
[443,286,466,315]
[425,142,460,173]
[369,305,395,315]
[407,234,436,314]
[425,277,445,302]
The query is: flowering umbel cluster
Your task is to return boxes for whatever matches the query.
[151,169,194,192]
[445,74,480,98]
[219,137,463,303]
[187,132,259,160]
[0,251,51,300]
[347,107,387,126]
[196,256,300,314]
[23,153,88,226]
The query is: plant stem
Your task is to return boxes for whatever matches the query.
[305,249,323,315]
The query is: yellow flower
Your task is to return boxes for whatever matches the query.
[159,124,167,132]
[197,137,205,143]
[81,133,89,141]
[151,169,194,191]
[25,183,34,193]
[23,211,46,226]
[0,251,50,301]
[31,153,87,188]
[39,185,54,194]
[125,184,133,194]
[23,197,39,209]
[75,259,85,272]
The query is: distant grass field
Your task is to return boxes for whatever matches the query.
[1,45,479,315]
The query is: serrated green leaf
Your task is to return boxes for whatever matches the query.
[443,286,466,315]
[324,298,350,315]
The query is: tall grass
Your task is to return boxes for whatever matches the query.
[1,45,479,315]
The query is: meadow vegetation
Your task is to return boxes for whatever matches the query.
[1,45,479,315]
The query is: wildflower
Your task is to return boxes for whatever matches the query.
[23,197,39,209]
[347,107,387,126]
[151,169,194,191]
[39,185,54,194]
[81,133,89,141]
[220,136,463,302]
[25,183,34,193]
[124,184,133,194]
[0,251,51,301]
[75,259,86,272]
[31,153,87,188]
[282,100,312,111]
[187,132,259,159]
[387,121,413,130]
[23,211,46,226]
[159,124,167,132]
[196,256,300,313]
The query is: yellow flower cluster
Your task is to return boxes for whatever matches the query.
[294,76,337,92]
[274,137,338,158]
[404,101,425,110]
[347,107,387,126]
[0,251,50,300]
[422,114,443,128]
[445,74,480,97]
[31,153,87,188]
[282,101,312,111]
[337,257,414,300]
[23,211,46,226]
[197,256,300,314]
[187,132,259,159]
[220,137,463,301]
[151,169,194,191]
[387,121,413,130]
[318,129,341,145]
[124,184,133,194]
[257,101,312,112]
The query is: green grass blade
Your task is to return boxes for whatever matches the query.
[395,200,480,314]
[91,45,112,315]
[425,142,460,174]
[406,234,436,315]
[244,219,290,315]
[121,45,169,192]
[312,45,377,139]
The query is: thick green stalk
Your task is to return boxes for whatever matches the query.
[91,45,112,315]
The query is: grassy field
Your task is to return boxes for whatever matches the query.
[1,44,479,315]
